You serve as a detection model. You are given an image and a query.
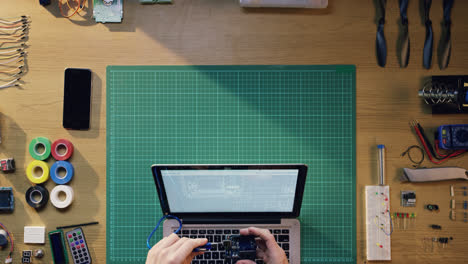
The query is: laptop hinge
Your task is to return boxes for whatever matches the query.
[182,218,281,225]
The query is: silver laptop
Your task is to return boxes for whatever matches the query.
[151,164,308,264]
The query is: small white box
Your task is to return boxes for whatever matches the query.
[24,226,45,244]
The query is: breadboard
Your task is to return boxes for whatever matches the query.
[365,185,391,261]
[106,65,356,263]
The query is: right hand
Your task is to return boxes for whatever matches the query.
[237,227,289,264]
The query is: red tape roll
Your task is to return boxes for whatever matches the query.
[51,139,74,160]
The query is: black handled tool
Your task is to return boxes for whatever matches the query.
[376,0,387,67]
[422,0,433,69]
[398,0,410,67]
[438,0,454,69]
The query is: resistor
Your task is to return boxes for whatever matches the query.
[450,185,468,197]
[453,200,468,210]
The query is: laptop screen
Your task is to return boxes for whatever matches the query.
[152,164,308,217]
[160,169,298,213]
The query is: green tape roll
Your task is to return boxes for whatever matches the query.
[29,137,51,160]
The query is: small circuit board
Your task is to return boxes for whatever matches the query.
[401,191,416,207]
[0,187,14,212]
[223,235,257,262]
[93,0,123,23]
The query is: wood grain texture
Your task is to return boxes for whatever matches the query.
[1,0,467,263]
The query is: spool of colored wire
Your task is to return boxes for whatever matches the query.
[50,161,74,185]
[25,185,49,209]
[26,160,49,184]
[29,137,51,160]
[51,139,74,160]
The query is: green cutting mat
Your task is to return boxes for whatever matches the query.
[106,65,356,264]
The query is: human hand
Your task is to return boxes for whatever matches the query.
[146,233,208,264]
[237,227,288,264]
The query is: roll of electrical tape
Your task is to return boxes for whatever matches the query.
[25,185,49,209]
[51,139,74,161]
[29,137,51,160]
[26,160,50,184]
[50,161,74,185]
[50,185,74,209]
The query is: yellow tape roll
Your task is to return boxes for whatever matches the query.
[26,160,50,184]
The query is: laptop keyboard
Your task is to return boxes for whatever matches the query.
[177,228,290,264]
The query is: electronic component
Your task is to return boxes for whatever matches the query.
[409,120,467,165]
[22,250,32,263]
[451,210,460,221]
[452,200,468,210]
[430,224,442,230]
[392,212,416,230]
[24,226,46,244]
[423,237,453,252]
[93,0,123,23]
[0,230,8,248]
[401,191,416,207]
[39,0,51,5]
[34,249,45,258]
[419,75,468,114]
[192,242,212,252]
[451,185,468,197]
[63,68,92,130]
[0,16,29,90]
[0,158,15,173]
[0,187,14,212]
[425,204,439,211]
[438,237,453,248]
[366,145,391,261]
[65,227,92,264]
[0,223,13,263]
[223,235,256,262]
[400,145,424,167]
[49,230,69,264]
[438,124,468,150]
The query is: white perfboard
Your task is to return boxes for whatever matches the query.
[365,185,391,261]
[24,226,45,244]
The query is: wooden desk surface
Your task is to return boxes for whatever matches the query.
[1,0,468,263]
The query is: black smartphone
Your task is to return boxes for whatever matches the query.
[63,68,92,130]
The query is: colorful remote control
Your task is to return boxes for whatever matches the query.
[65,228,92,264]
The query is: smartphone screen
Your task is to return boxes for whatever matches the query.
[63,68,92,130]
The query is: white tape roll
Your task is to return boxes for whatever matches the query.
[50,185,74,209]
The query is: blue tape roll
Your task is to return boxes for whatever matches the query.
[50,161,74,185]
